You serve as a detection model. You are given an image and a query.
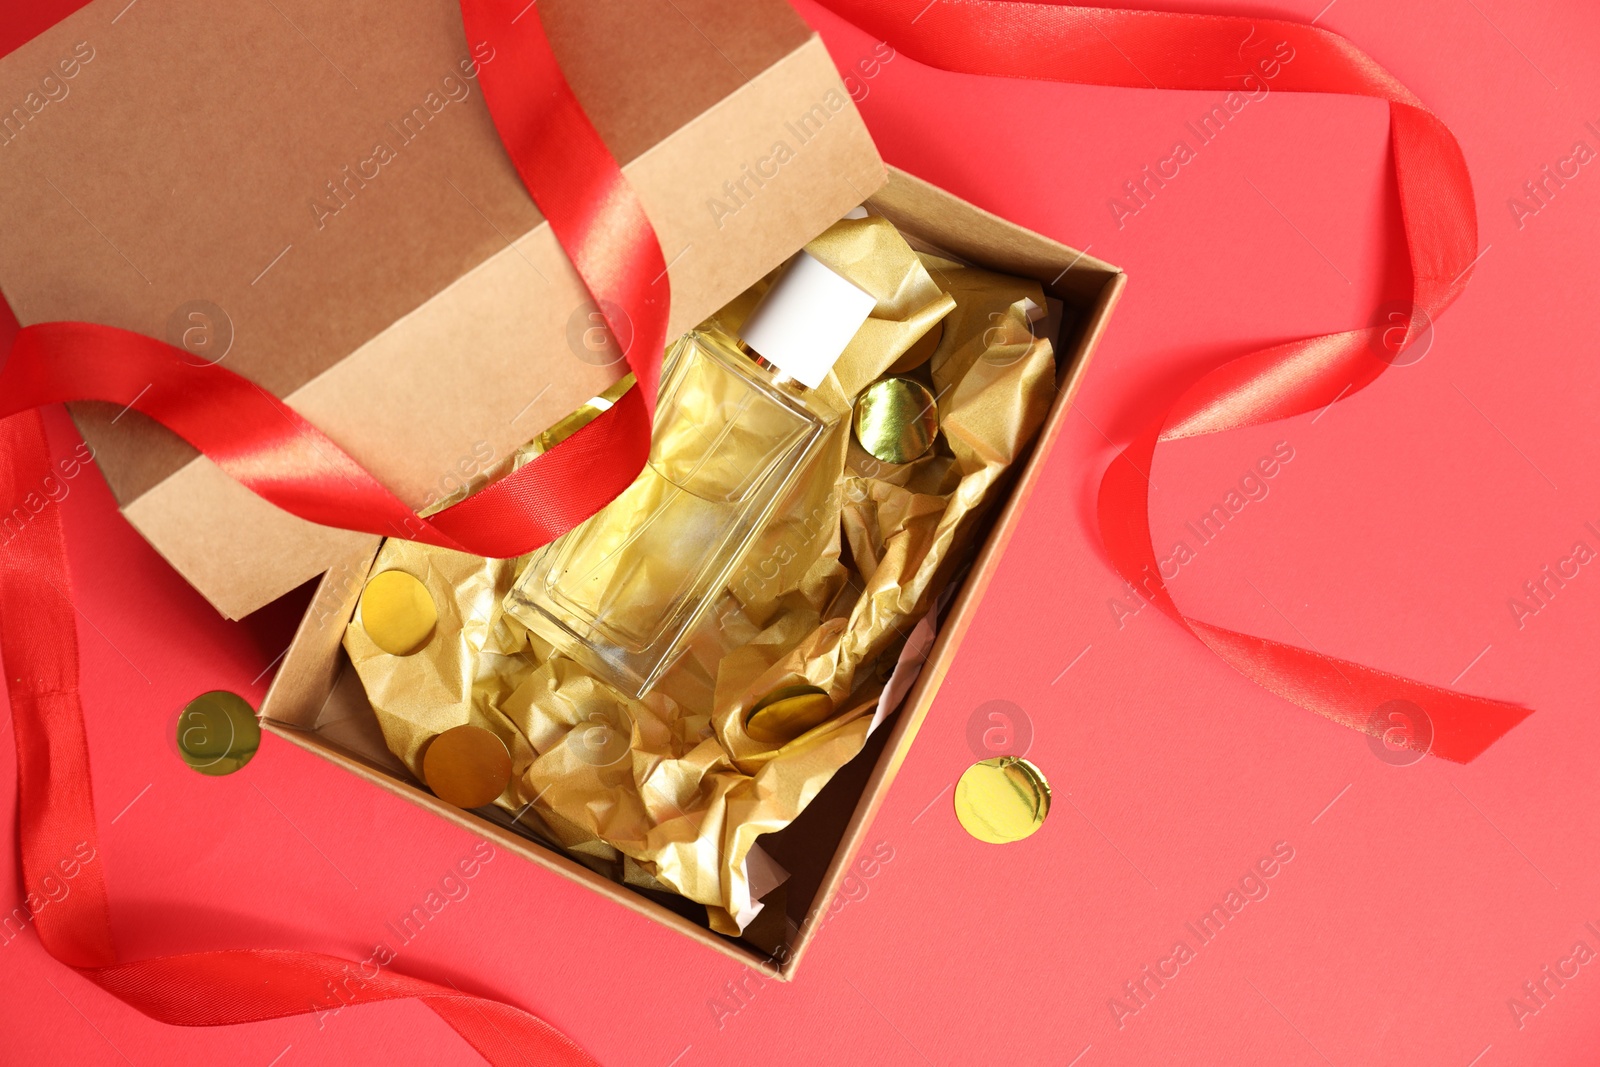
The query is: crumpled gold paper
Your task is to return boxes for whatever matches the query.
[346,216,1057,933]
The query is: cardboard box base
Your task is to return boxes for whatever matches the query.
[260,165,1123,977]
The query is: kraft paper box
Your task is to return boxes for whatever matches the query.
[0,0,1123,975]
[0,0,882,619]
[259,166,1124,975]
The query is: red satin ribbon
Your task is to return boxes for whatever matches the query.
[0,408,600,1065]
[812,0,1531,762]
[0,1,1536,1064]
[0,322,650,559]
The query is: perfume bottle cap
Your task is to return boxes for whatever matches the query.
[739,250,877,389]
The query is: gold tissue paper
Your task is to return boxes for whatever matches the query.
[344,215,1058,935]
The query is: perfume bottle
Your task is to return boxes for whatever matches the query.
[506,250,878,698]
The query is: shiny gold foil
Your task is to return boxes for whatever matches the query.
[423,724,513,809]
[888,319,942,374]
[745,685,834,746]
[359,570,437,655]
[954,757,1051,844]
[347,216,1058,932]
[176,690,260,776]
[853,376,940,465]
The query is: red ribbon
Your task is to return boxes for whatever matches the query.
[0,407,602,1065]
[0,1,1535,1063]
[811,0,1531,762]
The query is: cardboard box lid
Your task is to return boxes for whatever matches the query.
[0,0,885,618]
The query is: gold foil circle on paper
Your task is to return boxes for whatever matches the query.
[745,685,833,746]
[954,757,1051,844]
[853,376,940,465]
[888,319,943,374]
[423,724,513,809]
[176,690,260,776]
[359,570,437,655]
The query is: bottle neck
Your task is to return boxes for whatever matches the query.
[737,339,800,390]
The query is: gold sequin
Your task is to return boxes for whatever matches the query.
[422,725,512,809]
[954,757,1050,843]
[889,319,944,374]
[746,685,834,746]
[853,376,940,465]
[175,690,260,776]
[359,570,437,655]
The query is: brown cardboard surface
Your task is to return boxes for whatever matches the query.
[259,166,1124,976]
[0,0,884,618]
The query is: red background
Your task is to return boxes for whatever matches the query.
[5,1,1600,1064]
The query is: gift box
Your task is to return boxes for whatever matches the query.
[260,165,1121,974]
[0,0,1121,975]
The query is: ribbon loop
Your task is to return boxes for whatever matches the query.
[814,0,1526,759]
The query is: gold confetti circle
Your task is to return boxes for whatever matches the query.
[422,725,512,809]
[746,684,834,746]
[954,756,1051,844]
[359,570,437,655]
[853,376,940,465]
[175,690,261,776]
[888,319,944,374]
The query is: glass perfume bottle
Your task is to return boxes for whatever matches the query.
[506,250,877,698]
